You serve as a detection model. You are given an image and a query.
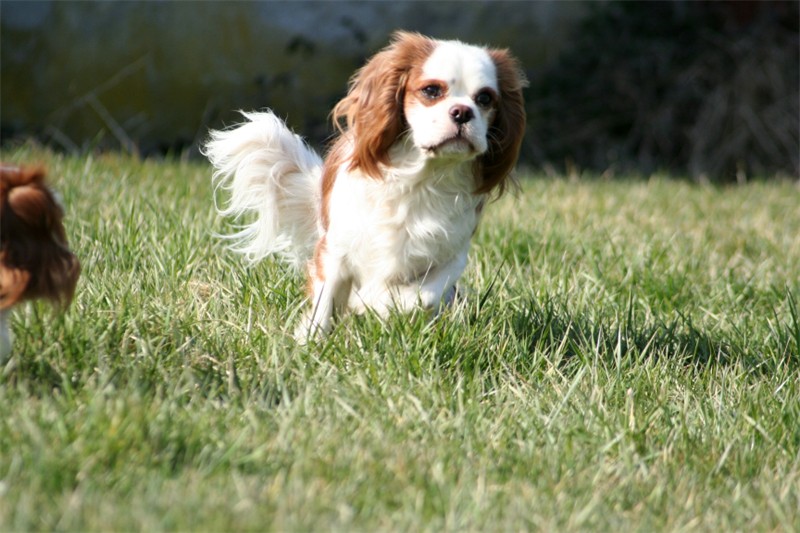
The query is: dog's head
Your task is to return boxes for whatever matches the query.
[0,165,80,309]
[332,31,528,194]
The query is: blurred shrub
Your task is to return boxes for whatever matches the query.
[525,1,799,181]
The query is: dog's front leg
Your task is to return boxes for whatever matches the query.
[295,247,351,343]
[392,246,470,314]
[0,309,12,362]
[417,247,469,313]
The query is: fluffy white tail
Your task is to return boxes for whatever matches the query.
[203,111,323,268]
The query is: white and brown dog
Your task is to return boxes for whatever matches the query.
[204,31,527,340]
[0,165,80,359]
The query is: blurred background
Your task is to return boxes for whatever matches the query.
[1,0,798,182]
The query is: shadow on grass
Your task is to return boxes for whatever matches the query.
[513,296,731,366]
[506,289,799,375]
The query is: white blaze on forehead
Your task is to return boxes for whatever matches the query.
[422,40,498,95]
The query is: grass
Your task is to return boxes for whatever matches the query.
[1,145,798,531]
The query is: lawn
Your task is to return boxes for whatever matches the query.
[1,145,798,531]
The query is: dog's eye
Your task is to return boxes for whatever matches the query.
[421,85,443,100]
[474,90,494,108]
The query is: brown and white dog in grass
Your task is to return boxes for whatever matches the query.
[205,31,527,341]
[0,165,80,359]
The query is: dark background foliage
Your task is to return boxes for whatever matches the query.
[2,1,798,182]
[526,1,799,181]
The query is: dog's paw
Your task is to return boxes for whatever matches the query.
[293,312,329,345]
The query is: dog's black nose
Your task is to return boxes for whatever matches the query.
[449,104,474,125]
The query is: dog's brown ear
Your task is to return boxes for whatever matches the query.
[332,31,435,179]
[0,165,80,309]
[476,48,528,196]
[0,263,31,310]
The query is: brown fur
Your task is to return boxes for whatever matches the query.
[330,31,436,179]
[477,49,528,196]
[309,234,327,293]
[0,165,80,310]
[319,140,347,230]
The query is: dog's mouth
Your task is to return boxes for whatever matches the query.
[422,132,477,156]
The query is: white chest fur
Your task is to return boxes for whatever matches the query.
[326,161,483,292]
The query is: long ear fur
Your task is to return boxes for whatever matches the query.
[0,166,80,309]
[477,49,528,196]
[0,263,30,309]
[331,31,435,178]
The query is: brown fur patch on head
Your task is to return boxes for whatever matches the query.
[330,31,436,179]
[0,165,80,309]
[476,48,528,196]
